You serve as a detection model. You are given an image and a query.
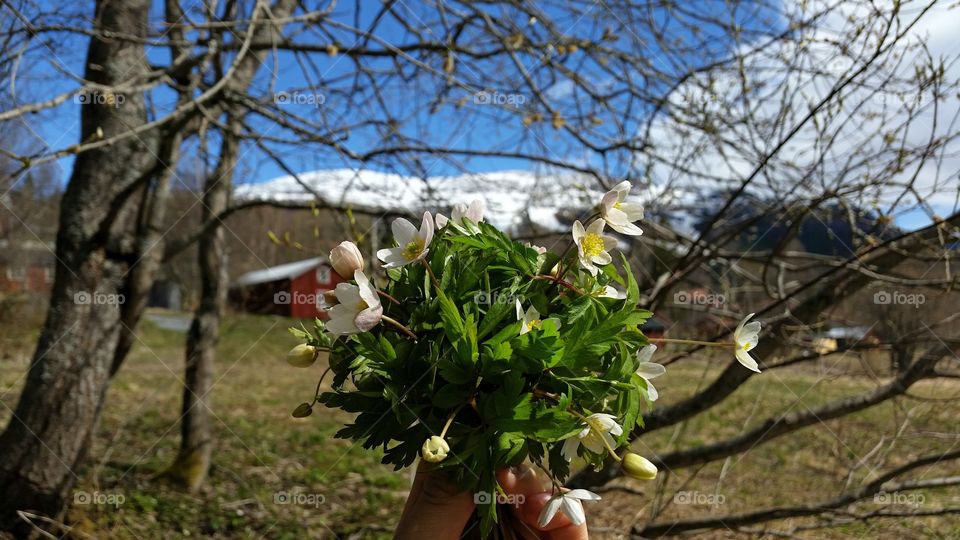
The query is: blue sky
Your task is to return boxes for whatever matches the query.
[10,1,779,181]
[5,0,952,231]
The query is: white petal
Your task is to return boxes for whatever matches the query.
[333,282,362,306]
[589,413,617,427]
[354,305,383,331]
[566,489,602,501]
[735,313,755,337]
[739,321,762,341]
[611,180,632,200]
[608,220,644,236]
[572,220,585,242]
[419,211,434,248]
[646,380,659,401]
[636,362,665,380]
[466,199,485,222]
[592,251,612,266]
[602,235,619,250]
[391,218,418,246]
[354,270,380,309]
[515,299,524,320]
[603,427,621,448]
[326,307,360,335]
[561,436,580,462]
[450,203,466,222]
[434,213,449,228]
[618,202,644,220]
[377,247,400,265]
[538,496,564,528]
[586,218,607,235]
[636,344,658,364]
[559,496,586,526]
[604,206,631,226]
[736,348,761,372]
[580,259,599,276]
[581,434,605,454]
[600,190,619,212]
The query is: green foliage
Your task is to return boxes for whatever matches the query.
[300,217,656,534]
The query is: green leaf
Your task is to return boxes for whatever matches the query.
[437,357,474,385]
[436,290,465,339]
[493,432,528,468]
[621,254,640,307]
[288,326,310,340]
[433,383,473,408]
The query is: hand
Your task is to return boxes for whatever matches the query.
[394,462,589,540]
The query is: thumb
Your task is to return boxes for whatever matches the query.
[395,462,476,540]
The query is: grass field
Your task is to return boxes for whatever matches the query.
[1,309,958,539]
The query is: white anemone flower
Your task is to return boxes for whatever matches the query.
[600,181,644,236]
[733,313,762,373]
[525,242,547,255]
[377,212,434,268]
[515,300,560,336]
[435,199,485,229]
[561,413,623,462]
[516,299,542,335]
[572,219,617,276]
[635,344,665,401]
[325,270,383,335]
[538,489,601,527]
[598,284,626,299]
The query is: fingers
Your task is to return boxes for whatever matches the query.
[546,522,589,540]
[395,462,476,540]
[496,467,590,539]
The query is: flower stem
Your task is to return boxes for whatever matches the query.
[531,274,580,294]
[420,259,442,290]
[652,337,734,348]
[311,364,332,403]
[377,289,401,305]
[381,315,418,340]
[440,403,466,437]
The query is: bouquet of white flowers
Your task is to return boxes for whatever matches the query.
[285,182,762,535]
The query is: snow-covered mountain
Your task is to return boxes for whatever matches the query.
[235,168,663,233]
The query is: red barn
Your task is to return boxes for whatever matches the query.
[0,247,55,293]
[229,257,345,319]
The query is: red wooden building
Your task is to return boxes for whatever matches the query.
[229,257,344,319]
[0,246,55,293]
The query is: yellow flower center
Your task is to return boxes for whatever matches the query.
[613,201,622,209]
[526,319,541,331]
[402,239,424,260]
[581,233,605,258]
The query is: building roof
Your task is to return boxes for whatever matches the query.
[233,257,327,287]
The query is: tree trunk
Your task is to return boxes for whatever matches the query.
[165,126,238,491]
[0,0,157,534]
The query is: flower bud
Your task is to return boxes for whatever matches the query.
[421,436,450,463]
[622,452,657,480]
[287,344,318,368]
[329,241,363,279]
